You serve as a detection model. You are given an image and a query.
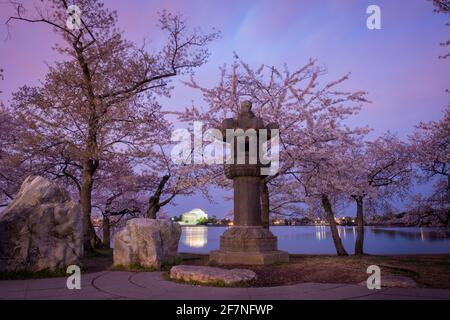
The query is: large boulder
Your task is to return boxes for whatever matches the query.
[113,218,181,270]
[0,176,83,272]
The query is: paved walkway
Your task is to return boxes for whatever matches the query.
[1,271,450,300]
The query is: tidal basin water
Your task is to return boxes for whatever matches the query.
[179,226,450,254]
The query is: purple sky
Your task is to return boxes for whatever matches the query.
[1,0,449,218]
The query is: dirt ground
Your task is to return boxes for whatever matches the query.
[31,250,449,289]
[179,253,450,288]
[2,245,448,286]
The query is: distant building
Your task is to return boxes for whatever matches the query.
[179,208,208,225]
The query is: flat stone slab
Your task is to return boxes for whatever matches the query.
[170,265,257,285]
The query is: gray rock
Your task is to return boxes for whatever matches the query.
[170,265,257,285]
[113,218,181,270]
[0,176,83,272]
[156,219,182,264]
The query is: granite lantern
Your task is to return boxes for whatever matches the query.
[209,101,289,265]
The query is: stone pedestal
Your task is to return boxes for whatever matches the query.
[210,226,289,265]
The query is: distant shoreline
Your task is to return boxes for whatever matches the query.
[179,224,450,228]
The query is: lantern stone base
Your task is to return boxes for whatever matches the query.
[209,226,289,265]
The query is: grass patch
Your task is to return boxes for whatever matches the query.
[161,256,183,270]
[0,268,68,280]
[83,247,113,258]
[207,260,218,267]
[109,256,183,272]
[109,263,158,272]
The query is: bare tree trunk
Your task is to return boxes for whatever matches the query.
[73,42,102,252]
[260,180,270,228]
[102,215,110,248]
[101,195,119,248]
[81,160,100,252]
[146,203,159,219]
[354,195,365,256]
[321,194,348,256]
[145,175,170,219]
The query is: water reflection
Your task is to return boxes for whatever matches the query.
[182,226,208,248]
[316,226,349,240]
[315,226,327,240]
[370,228,450,241]
[179,226,450,254]
[337,226,347,239]
[315,226,450,242]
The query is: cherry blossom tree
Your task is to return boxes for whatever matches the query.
[288,131,368,256]
[7,0,218,251]
[405,194,450,226]
[431,0,450,60]
[404,0,449,227]
[410,105,450,216]
[91,133,216,246]
[0,106,21,207]
[0,71,13,206]
[292,132,411,256]
[340,133,412,255]
[138,126,218,219]
[92,160,146,247]
[0,70,38,208]
[178,56,369,255]
[432,0,450,12]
